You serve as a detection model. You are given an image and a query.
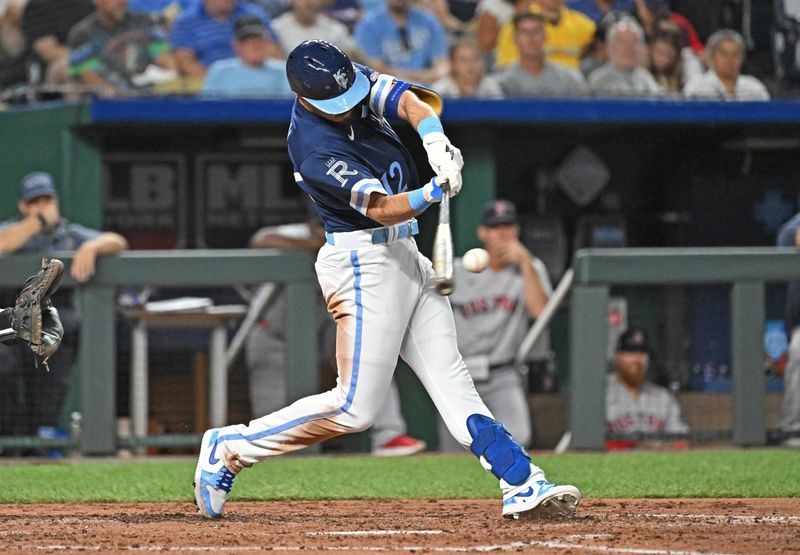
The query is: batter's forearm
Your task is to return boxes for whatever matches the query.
[398,89,439,130]
[366,192,421,225]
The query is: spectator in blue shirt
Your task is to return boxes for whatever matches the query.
[354,0,449,85]
[170,0,281,80]
[202,16,292,97]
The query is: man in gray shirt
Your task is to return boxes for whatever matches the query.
[494,12,588,98]
[605,327,688,444]
[439,200,553,450]
[588,18,663,97]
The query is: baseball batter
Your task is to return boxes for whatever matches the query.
[440,200,552,450]
[193,39,580,520]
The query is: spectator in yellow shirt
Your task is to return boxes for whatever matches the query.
[495,0,595,69]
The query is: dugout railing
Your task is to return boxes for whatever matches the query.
[1,248,796,454]
[569,246,800,450]
[0,251,317,455]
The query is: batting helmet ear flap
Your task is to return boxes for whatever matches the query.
[409,85,443,116]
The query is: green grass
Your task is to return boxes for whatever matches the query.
[1,449,798,504]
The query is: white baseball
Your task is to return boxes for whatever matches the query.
[462,248,489,273]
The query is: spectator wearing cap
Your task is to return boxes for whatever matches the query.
[0,172,128,443]
[605,326,689,447]
[170,0,281,81]
[494,12,588,97]
[683,29,769,101]
[353,0,449,86]
[201,16,292,97]
[588,18,663,97]
[494,0,596,70]
[438,199,553,451]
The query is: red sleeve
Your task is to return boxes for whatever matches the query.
[670,12,704,54]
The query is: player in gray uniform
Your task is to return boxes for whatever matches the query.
[441,200,551,450]
[777,213,800,447]
[605,327,688,442]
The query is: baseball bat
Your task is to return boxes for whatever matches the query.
[433,182,454,296]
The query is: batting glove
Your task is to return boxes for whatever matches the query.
[422,177,444,203]
[422,132,463,197]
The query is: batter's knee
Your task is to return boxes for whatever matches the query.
[328,384,380,432]
[340,409,376,433]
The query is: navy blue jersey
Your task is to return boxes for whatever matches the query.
[287,66,421,232]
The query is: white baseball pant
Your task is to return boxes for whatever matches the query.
[214,234,492,463]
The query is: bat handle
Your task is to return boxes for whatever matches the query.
[434,179,454,295]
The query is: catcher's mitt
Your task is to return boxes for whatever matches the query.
[8,258,65,368]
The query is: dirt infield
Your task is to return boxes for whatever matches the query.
[1,498,798,554]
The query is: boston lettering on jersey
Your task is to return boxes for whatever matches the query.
[286,64,421,233]
[452,295,519,317]
[606,413,666,434]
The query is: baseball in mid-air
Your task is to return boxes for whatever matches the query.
[462,248,489,273]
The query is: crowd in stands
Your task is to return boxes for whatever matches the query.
[0,0,776,102]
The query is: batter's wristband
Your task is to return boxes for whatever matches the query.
[408,188,433,212]
[417,115,444,138]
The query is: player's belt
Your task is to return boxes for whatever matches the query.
[325,220,419,248]
[489,359,516,371]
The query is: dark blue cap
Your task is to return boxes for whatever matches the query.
[481,199,519,227]
[286,40,370,115]
[19,172,57,202]
[617,327,651,353]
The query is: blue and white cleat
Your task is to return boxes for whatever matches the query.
[193,428,242,519]
[501,466,581,520]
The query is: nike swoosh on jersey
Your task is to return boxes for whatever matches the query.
[348,126,355,141]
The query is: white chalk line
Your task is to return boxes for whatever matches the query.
[307,530,444,536]
[18,542,750,554]
[640,513,800,524]
[12,513,795,554]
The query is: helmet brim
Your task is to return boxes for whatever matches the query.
[303,70,370,115]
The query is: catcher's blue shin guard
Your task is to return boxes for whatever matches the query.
[467,414,531,486]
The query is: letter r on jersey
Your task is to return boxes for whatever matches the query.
[326,161,358,187]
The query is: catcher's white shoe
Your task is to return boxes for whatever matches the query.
[193,428,248,519]
[501,465,581,520]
